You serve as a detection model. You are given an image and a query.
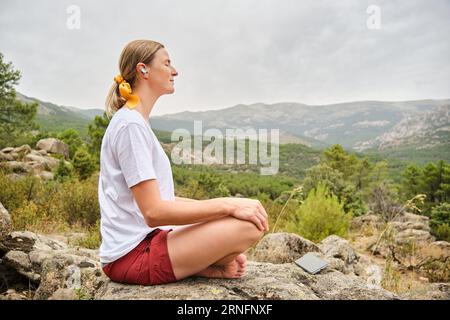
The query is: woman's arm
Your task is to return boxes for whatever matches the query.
[131,179,232,227]
[174,196,200,203]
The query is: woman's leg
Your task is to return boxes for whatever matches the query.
[166,216,264,280]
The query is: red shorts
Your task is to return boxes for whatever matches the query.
[102,228,177,285]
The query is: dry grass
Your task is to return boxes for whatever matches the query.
[349,221,449,294]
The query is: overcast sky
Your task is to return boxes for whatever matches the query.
[1,0,449,116]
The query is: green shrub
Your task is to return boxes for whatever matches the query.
[59,175,99,226]
[11,200,40,230]
[54,158,74,182]
[72,146,96,180]
[76,220,101,249]
[0,171,41,212]
[429,203,450,241]
[286,182,352,242]
[433,223,450,242]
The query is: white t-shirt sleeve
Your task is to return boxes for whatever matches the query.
[114,123,157,188]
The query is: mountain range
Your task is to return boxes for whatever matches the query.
[152,100,450,151]
[17,93,450,164]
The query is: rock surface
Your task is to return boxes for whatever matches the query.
[247,232,319,264]
[0,202,12,242]
[96,261,396,300]
[0,142,70,181]
[1,201,448,300]
[36,138,69,159]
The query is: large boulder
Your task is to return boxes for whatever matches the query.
[0,231,104,300]
[0,231,68,253]
[319,235,361,275]
[0,231,70,282]
[0,202,12,242]
[390,212,434,244]
[36,138,69,159]
[400,283,450,300]
[0,143,63,181]
[12,145,32,160]
[0,161,32,173]
[95,261,397,300]
[24,154,59,171]
[0,151,14,162]
[0,230,399,300]
[314,235,381,284]
[351,214,383,230]
[247,232,320,264]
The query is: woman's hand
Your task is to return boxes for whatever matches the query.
[222,197,269,232]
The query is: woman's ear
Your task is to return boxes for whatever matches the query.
[136,63,149,79]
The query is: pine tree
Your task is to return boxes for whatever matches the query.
[73,146,96,180]
[88,112,110,165]
[286,182,352,242]
[58,129,83,159]
[401,164,423,200]
[0,53,39,148]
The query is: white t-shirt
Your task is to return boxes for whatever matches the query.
[98,107,176,264]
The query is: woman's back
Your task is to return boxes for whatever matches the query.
[98,107,175,265]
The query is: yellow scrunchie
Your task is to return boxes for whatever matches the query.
[114,75,139,108]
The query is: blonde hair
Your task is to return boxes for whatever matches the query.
[105,39,164,118]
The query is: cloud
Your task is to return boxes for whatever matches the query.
[1,0,449,115]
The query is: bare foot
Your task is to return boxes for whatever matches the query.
[235,253,247,276]
[195,254,247,279]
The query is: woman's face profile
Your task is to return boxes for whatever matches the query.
[146,47,178,95]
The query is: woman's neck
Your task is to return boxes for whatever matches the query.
[133,85,160,120]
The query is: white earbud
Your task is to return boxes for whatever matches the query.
[141,67,148,75]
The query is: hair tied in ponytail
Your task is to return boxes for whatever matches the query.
[114,74,140,108]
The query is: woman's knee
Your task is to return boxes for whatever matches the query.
[231,217,265,250]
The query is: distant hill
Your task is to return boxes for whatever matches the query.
[359,105,450,165]
[16,93,104,136]
[16,93,449,166]
[153,100,450,149]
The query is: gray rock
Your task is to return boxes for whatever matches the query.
[304,269,397,300]
[27,161,46,172]
[0,230,405,300]
[0,231,102,299]
[9,152,19,160]
[430,241,450,251]
[351,214,382,230]
[319,235,358,265]
[23,154,59,171]
[0,202,12,242]
[317,235,380,279]
[0,161,32,173]
[36,138,69,159]
[1,147,14,153]
[33,255,103,300]
[390,212,434,244]
[0,289,29,300]
[248,232,320,264]
[400,283,450,300]
[38,171,54,181]
[95,261,396,300]
[2,250,39,282]
[0,151,14,161]
[13,145,32,159]
[395,229,434,244]
[0,230,68,253]
[48,288,77,300]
